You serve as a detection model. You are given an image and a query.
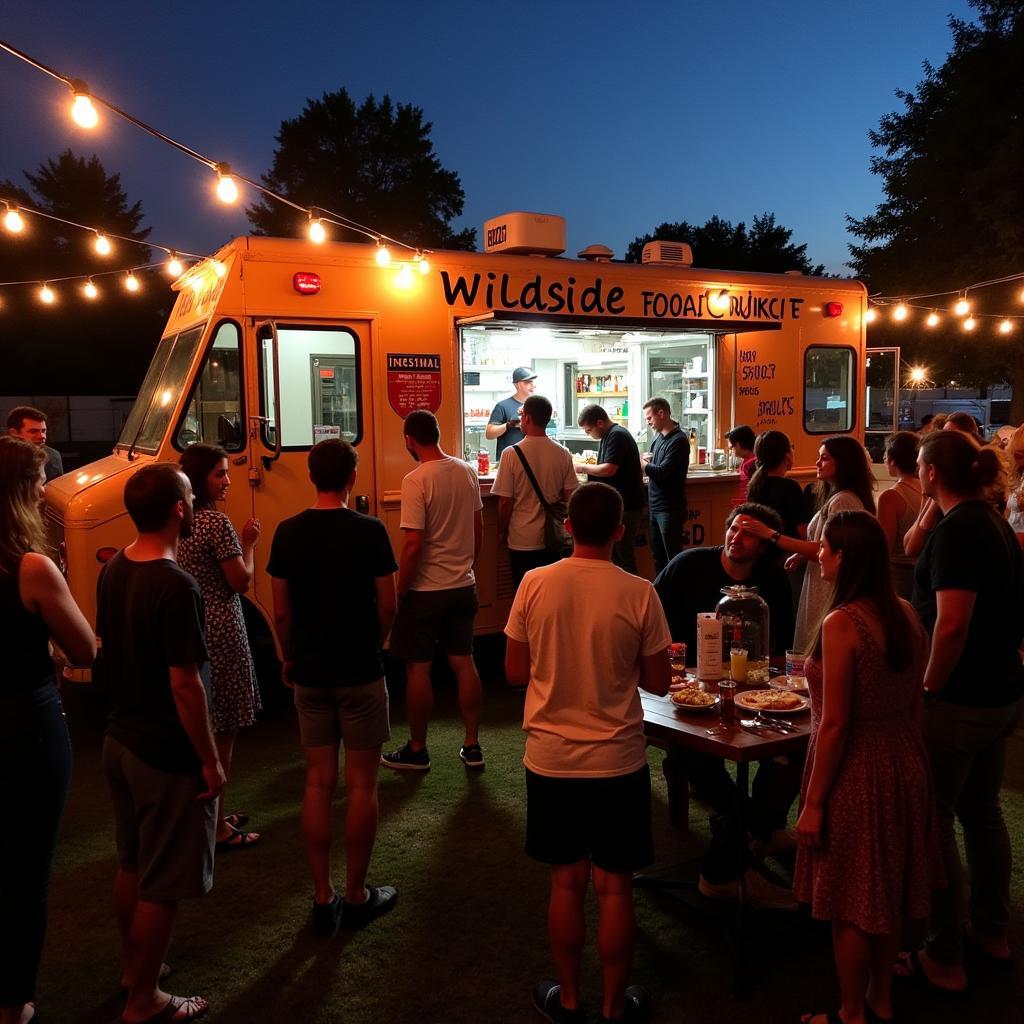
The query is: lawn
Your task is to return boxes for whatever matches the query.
[40,643,1023,1023]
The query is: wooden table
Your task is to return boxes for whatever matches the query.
[640,687,812,997]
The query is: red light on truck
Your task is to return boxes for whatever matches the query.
[824,302,844,318]
[96,546,117,563]
[293,272,321,295]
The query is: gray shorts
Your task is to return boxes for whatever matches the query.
[293,677,391,749]
[389,585,478,662]
[102,736,216,902]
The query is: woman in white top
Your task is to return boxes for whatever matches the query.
[737,435,876,652]
[877,432,923,598]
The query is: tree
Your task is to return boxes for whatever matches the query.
[847,1,1024,418]
[247,89,475,250]
[624,212,825,275]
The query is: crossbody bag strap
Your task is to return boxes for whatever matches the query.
[512,445,555,513]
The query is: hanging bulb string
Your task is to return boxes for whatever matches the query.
[871,269,1024,303]
[0,37,431,258]
[0,260,172,288]
[870,298,1022,321]
[0,194,204,260]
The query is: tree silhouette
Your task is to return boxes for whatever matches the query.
[624,212,825,276]
[247,89,475,250]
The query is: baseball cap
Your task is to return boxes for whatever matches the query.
[512,366,538,383]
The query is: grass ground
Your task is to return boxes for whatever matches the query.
[40,643,1023,1023]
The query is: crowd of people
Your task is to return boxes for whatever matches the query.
[1,396,1022,1024]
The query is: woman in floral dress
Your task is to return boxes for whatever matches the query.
[179,444,262,850]
[795,511,940,1024]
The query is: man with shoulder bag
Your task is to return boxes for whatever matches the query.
[492,395,579,590]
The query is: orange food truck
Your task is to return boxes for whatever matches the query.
[44,212,867,655]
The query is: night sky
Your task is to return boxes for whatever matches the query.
[1,1,975,276]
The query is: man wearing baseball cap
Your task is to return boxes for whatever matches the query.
[486,367,537,460]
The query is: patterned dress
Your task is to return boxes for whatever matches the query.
[179,508,261,732]
[794,601,941,934]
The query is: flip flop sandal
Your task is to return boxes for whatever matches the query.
[215,824,260,851]
[127,994,208,1024]
[894,950,969,995]
[120,962,171,994]
[223,812,249,829]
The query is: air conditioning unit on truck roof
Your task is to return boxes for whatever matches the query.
[642,240,694,267]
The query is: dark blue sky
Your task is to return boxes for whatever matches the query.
[1,1,975,275]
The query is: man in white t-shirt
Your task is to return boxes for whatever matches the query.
[383,410,485,772]
[505,482,672,1024]
[492,394,579,589]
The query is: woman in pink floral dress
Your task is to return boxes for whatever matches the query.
[794,511,940,1024]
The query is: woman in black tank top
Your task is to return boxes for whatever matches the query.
[0,438,95,1023]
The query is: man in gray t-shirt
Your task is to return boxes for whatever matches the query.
[487,366,537,459]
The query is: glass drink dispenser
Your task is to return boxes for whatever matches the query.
[716,585,770,684]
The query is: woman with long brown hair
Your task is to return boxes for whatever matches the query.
[794,510,938,1024]
[0,437,95,1024]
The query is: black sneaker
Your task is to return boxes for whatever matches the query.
[341,885,398,930]
[311,893,341,936]
[532,979,586,1023]
[459,743,485,768]
[381,742,430,772]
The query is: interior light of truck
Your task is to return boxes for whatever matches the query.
[293,272,321,295]
[926,312,940,327]
[893,304,908,321]
[70,83,99,128]
[308,217,326,244]
[999,319,1014,334]
[83,279,99,299]
[963,316,976,331]
[160,388,173,406]
[953,296,970,316]
[96,546,117,563]
[215,163,239,204]
[94,232,112,256]
[166,253,184,277]
[3,204,24,233]
[824,302,844,317]
[212,260,227,278]
[124,272,140,293]
[375,242,392,267]
[39,283,56,305]
[394,263,414,288]
[864,308,877,323]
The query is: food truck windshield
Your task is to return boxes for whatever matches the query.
[461,322,715,466]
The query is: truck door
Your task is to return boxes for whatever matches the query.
[249,320,376,614]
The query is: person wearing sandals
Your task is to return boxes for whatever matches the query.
[0,438,95,1024]
[178,445,262,851]
[794,511,940,1024]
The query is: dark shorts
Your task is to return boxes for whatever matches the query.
[293,678,391,749]
[390,585,478,662]
[102,736,216,902]
[525,764,654,874]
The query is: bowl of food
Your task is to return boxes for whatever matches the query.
[669,685,720,712]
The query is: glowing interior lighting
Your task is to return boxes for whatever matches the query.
[308,217,326,244]
[864,308,877,323]
[954,297,971,316]
[94,232,112,256]
[166,254,183,277]
[124,272,140,293]
[926,311,940,327]
[215,165,239,204]
[893,303,908,321]
[39,283,55,304]
[375,243,391,267]
[963,316,976,331]
[83,279,99,299]
[160,389,172,406]
[394,263,414,288]
[70,91,99,129]
[3,205,25,233]
[999,319,1014,334]
[212,260,226,278]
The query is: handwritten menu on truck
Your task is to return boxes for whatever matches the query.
[386,353,442,417]
[734,338,796,429]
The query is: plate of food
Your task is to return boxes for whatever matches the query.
[769,676,809,694]
[669,684,719,712]
[734,689,810,715]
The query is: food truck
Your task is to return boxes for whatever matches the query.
[44,212,867,646]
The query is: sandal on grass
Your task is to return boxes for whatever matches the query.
[893,950,968,994]
[215,824,260,851]
[120,961,171,993]
[125,994,208,1024]
[223,812,249,829]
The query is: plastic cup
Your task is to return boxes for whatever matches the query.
[729,646,748,683]
[785,650,806,681]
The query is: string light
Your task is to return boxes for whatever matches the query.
[893,303,908,321]
[166,252,183,277]
[39,283,55,304]
[926,311,940,327]
[375,241,392,267]
[215,163,239,204]
[308,214,326,244]
[865,308,877,323]
[417,252,430,275]
[69,80,98,128]
[954,296,971,316]
[124,272,140,293]
[963,315,976,331]
[394,263,414,288]
[999,319,1014,334]
[94,231,112,256]
[3,203,24,233]
[82,278,99,299]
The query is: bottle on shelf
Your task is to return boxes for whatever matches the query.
[595,376,603,393]
[689,428,698,466]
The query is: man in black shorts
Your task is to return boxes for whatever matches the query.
[268,439,398,934]
[505,483,671,1024]
[98,463,225,1023]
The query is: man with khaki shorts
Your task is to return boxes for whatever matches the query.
[268,439,399,935]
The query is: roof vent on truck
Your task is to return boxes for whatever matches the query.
[577,244,615,262]
[642,240,694,267]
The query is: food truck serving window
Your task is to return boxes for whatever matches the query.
[175,321,244,451]
[804,346,855,434]
[117,325,206,454]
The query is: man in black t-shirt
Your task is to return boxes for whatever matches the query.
[577,404,645,573]
[98,463,224,1023]
[267,439,399,935]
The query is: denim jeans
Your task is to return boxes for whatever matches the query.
[923,696,1023,964]
[0,683,72,1005]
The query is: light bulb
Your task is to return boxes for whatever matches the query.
[999,319,1014,334]
[94,232,112,256]
[394,264,414,288]
[909,366,926,384]
[308,217,326,244]
[83,279,99,299]
[418,255,430,275]
[710,288,729,312]
[954,297,970,316]
[865,308,877,323]
[963,316,976,331]
[3,205,24,233]
[375,243,391,267]
[70,91,98,129]
[190,274,205,292]
[124,273,140,293]
[926,311,939,327]
[166,254,183,277]
[39,284,55,305]
[892,303,908,321]
[212,260,226,278]
[215,164,239,204]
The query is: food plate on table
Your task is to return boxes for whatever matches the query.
[769,676,809,694]
[669,685,720,712]
[735,689,810,714]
